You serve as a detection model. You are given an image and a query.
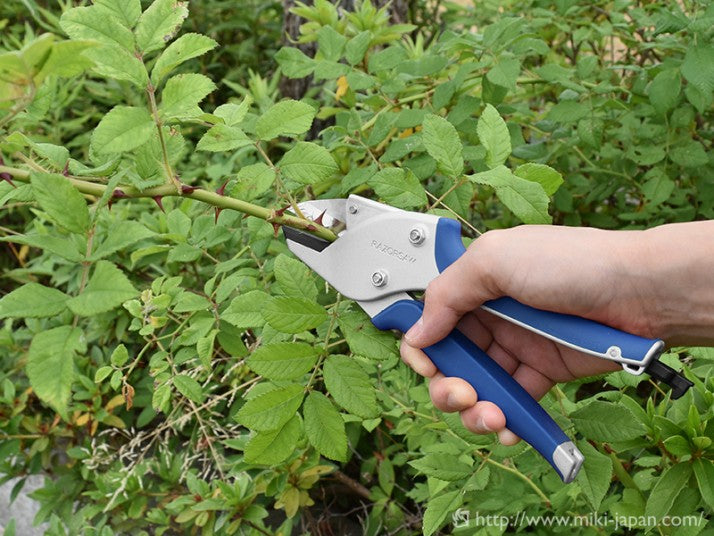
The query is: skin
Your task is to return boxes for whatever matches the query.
[401,221,714,445]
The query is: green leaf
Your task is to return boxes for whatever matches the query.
[469,166,551,224]
[95,366,113,383]
[575,439,613,510]
[83,44,148,88]
[36,40,95,80]
[338,311,397,360]
[93,0,142,29]
[91,221,155,260]
[514,163,563,196]
[196,124,252,152]
[367,168,427,209]
[649,69,681,114]
[0,234,83,263]
[423,490,463,536]
[159,73,216,120]
[570,400,646,442]
[30,172,90,234]
[486,57,520,91]
[244,416,302,465]
[644,463,692,520]
[670,141,709,168]
[693,459,714,510]
[231,162,276,201]
[60,6,135,51]
[273,255,317,301]
[262,296,328,333]
[256,100,316,141]
[67,261,137,316]
[173,374,203,403]
[477,104,511,168]
[275,47,315,78]
[221,290,271,329]
[641,168,675,205]
[408,454,472,481]
[345,31,372,66]
[110,344,129,367]
[681,43,714,94]
[279,142,338,184]
[91,105,155,154]
[323,355,378,419]
[135,0,189,55]
[151,33,217,85]
[0,283,69,319]
[317,25,347,62]
[27,326,82,419]
[214,96,252,127]
[235,383,304,432]
[246,343,318,380]
[421,114,464,178]
[303,391,347,462]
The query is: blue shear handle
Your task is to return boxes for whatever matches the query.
[435,218,663,364]
[372,300,579,482]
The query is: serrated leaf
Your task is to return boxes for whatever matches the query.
[0,234,83,262]
[221,290,270,328]
[60,6,135,51]
[91,221,155,260]
[151,32,218,85]
[422,114,463,178]
[693,459,714,510]
[159,73,216,120]
[681,43,714,94]
[303,391,347,462]
[408,454,472,481]
[262,296,328,333]
[236,383,304,432]
[279,142,338,184]
[135,0,189,55]
[644,463,692,520]
[36,40,96,79]
[196,124,252,152]
[570,401,646,441]
[244,416,302,465]
[231,162,276,201]
[110,344,129,367]
[486,57,520,91]
[477,104,511,168]
[83,44,148,88]
[246,343,318,380]
[67,261,137,316]
[368,167,427,209]
[27,326,82,419]
[345,31,372,66]
[423,490,463,536]
[338,311,397,360]
[514,163,563,196]
[256,100,316,140]
[469,166,551,224]
[30,172,90,234]
[322,355,378,418]
[641,168,674,205]
[273,255,317,301]
[214,96,252,127]
[575,439,613,510]
[649,69,681,114]
[94,0,141,29]
[0,283,69,319]
[275,47,315,78]
[317,25,347,62]
[173,374,203,403]
[91,105,155,154]
[95,366,113,383]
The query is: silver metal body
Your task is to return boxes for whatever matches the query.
[552,441,585,484]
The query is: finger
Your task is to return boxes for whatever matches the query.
[511,363,556,401]
[428,374,478,412]
[400,339,438,378]
[498,429,521,446]
[458,312,520,375]
[459,400,505,434]
[405,239,500,348]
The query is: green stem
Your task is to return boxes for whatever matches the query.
[0,164,338,242]
[146,82,181,193]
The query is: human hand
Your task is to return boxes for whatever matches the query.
[400,225,659,445]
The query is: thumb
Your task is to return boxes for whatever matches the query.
[404,244,497,348]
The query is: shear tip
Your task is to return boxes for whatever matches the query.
[552,441,584,483]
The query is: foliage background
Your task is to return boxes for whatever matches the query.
[0,0,713,535]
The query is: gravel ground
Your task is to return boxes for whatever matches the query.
[0,475,46,535]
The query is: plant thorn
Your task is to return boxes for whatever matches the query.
[153,196,165,212]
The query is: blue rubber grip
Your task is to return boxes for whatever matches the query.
[372,300,573,481]
[434,218,663,363]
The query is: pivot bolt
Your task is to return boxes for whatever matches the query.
[348,204,358,214]
[607,346,622,359]
[371,270,388,287]
[409,226,426,245]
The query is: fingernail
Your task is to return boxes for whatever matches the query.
[477,416,494,432]
[404,317,423,345]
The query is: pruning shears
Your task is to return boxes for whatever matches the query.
[283,195,692,483]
